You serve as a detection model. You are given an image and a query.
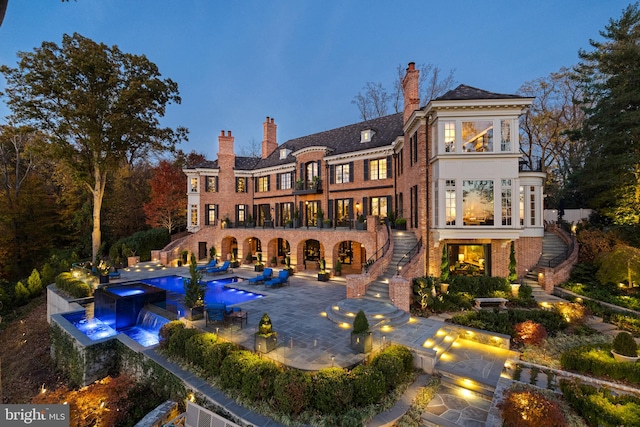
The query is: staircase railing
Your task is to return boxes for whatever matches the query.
[395,237,422,275]
[543,234,575,268]
[363,222,391,272]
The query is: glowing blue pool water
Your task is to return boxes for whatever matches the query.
[141,275,264,306]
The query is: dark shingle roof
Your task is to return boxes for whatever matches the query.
[436,84,523,101]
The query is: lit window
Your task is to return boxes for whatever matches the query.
[445,180,456,225]
[190,204,198,226]
[462,121,493,152]
[280,173,291,190]
[335,164,350,183]
[501,179,512,226]
[361,129,375,143]
[500,120,511,151]
[190,177,198,192]
[530,186,536,226]
[206,176,217,192]
[257,176,268,192]
[236,177,246,193]
[369,159,387,180]
[371,197,388,218]
[444,121,455,152]
[519,186,525,226]
[462,180,494,226]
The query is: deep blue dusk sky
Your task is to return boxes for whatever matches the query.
[0,1,630,159]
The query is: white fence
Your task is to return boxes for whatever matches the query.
[544,208,592,225]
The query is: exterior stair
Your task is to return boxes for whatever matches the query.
[522,231,570,302]
[363,230,419,301]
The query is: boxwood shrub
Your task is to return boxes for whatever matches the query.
[166,327,200,359]
[185,332,218,368]
[273,369,313,416]
[451,308,568,337]
[350,364,386,406]
[203,341,237,378]
[55,272,92,298]
[312,367,354,415]
[449,275,510,297]
[158,320,185,349]
[241,357,281,402]
[219,350,259,391]
[371,353,405,391]
[560,343,640,384]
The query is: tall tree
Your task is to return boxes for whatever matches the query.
[1,33,188,261]
[518,68,587,208]
[574,3,640,224]
[352,82,391,121]
[143,159,186,234]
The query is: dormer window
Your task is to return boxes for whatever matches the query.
[360,129,375,143]
[279,148,291,159]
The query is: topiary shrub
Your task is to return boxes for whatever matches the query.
[312,367,353,415]
[613,331,638,357]
[514,321,548,346]
[352,310,369,334]
[381,344,414,373]
[518,283,533,300]
[158,320,184,349]
[166,326,200,359]
[350,364,386,406]
[371,352,405,391]
[273,369,313,416]
[498,387,567,427]
[184,332,218,368]
[241,358,281,402]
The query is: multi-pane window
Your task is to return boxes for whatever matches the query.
[519,186,525,226]
[236,177,246,193]
[434,181,439,226]
[462,121,493,152]
[190,177,198,192]
[369,159,387,180]
[410,132,418,164]
[501,179,512,226]
[279,172,291,190]
[280,203,292,223]
[237,204,246,223]
[206,204,217,225]
[306,162,318,182]
[205,176,217,192]
[444,121,455,152]
[335,199,351,226]
[371,197,388,218]
[257,176,269,192]
[445,179,456,225]
[530,186,536,226]
[190,204,198,226]
[500,120,511,152]
[335,163,350,183]
[462,180,494,226]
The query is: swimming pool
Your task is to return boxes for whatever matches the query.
[141,275,264,307]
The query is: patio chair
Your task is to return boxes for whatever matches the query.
[248,268,273,285]
[264,270,289,288]
[196,259,218,271]
[206,260,230,275]
[205,302,240,326]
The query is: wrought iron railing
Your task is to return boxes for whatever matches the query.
[544,235,575,268]
[395,237,423,274]
[363,222,391,272]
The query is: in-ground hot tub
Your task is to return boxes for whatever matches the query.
[94,283,167,330]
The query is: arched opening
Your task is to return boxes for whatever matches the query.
[334,240,366,274]
[242,237,262,264]
[300,239,323,270]
[221,237,238,262]
[266,237,290,267]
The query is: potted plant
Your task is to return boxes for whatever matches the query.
[317,258,330,281]
[293,208,300,228]
[395,217,407,230]
[388,211,396,229]
[245,250,253,264]
[183,254,206,320]
[295,178,304,190]
[271,255,278,267]
[611,331,639,362]
[246,213,255,228]
[285,219,293,228]
[96,260,110,284]
[284,256,294,276]
[356,214,366,230]
[350,310,372,353]
[127,249,140,268]
[181,250,189,267]
[255,253,264,272]
[254,313,277,353]
[323,218,332,228]
[317,207,324,228]
[209,245,217,261]
[334,259,342,276]
[508,241,520,296]
[222,216,232,229]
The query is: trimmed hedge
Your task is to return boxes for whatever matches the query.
[448,275,510,297]
[203,341,237,378]
[312,367,354,414]
[55,272,92,298]
[219,350,258,391]
[273,369,313,416]
[185,332,218,367]
[560,379,640,427]
[560,343,640,384]
[240,358,280,402]
[350,364,386,406]
[451,308,568,337]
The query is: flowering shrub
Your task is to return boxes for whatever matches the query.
[498,387,567,427]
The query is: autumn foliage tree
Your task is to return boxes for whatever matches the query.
[143,160,186,234]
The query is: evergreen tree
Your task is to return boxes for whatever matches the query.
[574,3,640,224]
[27,269,42,296]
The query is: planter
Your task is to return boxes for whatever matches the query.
[334,269,342,277]
[255,334,277,353]
[395,222,406,230]
[317,272,330,282]
[264,220,273,228]
[440,283,449,294]
[350,332,373,353]
[185,306,204,321]
[285,268,294,277]
[356,222,366,230]
[99,275,109,284]
[254,264,264,272]
[127,256,140,267]
[510,284,521,297]
[230,261,240,268]
[611,350,640,363]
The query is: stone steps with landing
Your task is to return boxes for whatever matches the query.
[325,298,410,328]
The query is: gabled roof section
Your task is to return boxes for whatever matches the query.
[437,84,523,101]
[253,112,403,169]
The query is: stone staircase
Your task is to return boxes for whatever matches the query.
[326,230,418,329]
[522,231,569,301]
[363,230,419,301]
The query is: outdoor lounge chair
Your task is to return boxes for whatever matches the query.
[196,259,218,271]
[248,268,273,285]
[206,260,230,274]
[264,270,289,288]
[205,302,240,326]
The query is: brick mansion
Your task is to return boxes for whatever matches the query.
[159,62,545,284]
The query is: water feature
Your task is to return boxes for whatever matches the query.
[94,283,166,330]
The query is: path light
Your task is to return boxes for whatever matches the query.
[331,355,335,367]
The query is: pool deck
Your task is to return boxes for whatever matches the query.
[107,262,511,426]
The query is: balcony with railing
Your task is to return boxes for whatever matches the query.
[519,155,543,172]
[292,178,323,195]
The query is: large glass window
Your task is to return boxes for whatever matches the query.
[462,121,493,152]
[280,203,292,224]
[206,176,217,192]
[445,180,456,225]
[530,186,536,226]
[306,162,318,183]
[444,121,455,152]
[371,197,388,218]
[190,177,198,192]
[206,204,217,225]
[190,204,198,226]
[463,180,494,226]
[448,244,490,276]
[236,177,246,193]
[519,186,525,226]
[338,241,354,264]
[305,201,318,226]
[335,163,350,183]
[237,204,246,224]
[500,120,511,152]
[501,179,512,226]
[280,173,291,190]
[369,159,387,180]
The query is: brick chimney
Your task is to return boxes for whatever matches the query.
[402,62,420,124]
[217,130,235,166]
[262,116,277,159]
